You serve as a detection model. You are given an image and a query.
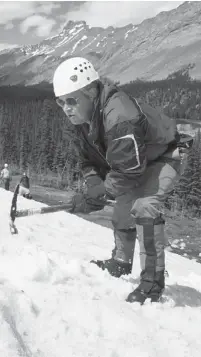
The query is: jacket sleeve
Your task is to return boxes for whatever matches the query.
[77,124,101,180]
[104,100,147,197]
[80,150,99,179]
[78,142,101,181]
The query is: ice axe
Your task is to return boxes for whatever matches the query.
[9,184,115,234]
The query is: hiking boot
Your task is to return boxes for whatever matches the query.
[91,258,132,278]
[126,270,165,304]
[126,286,148,304]
[126,282,164,304]
[148,271,165,302]
[148,285,164,303]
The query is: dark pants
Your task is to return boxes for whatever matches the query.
[4,178,10,191]
[112,148,186,286]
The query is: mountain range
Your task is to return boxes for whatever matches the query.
[0,1,201,86]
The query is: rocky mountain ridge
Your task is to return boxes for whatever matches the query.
[0,1,201,86]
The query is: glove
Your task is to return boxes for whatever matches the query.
[85,175,105,199]
[71,193,106,214]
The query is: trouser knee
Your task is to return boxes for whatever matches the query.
[131,197,165,221]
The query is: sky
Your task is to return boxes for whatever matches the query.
[1,186,201,356]
[0,0,184,51]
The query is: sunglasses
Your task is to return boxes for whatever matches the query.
[56,97,78,107]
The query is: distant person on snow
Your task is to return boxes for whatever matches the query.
[53,57,192,304]
[0,163,11,191]
[19,172,32,199]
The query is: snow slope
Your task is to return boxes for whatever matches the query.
[1,188,201,357]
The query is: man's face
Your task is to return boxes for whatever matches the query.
[56,89,93,125]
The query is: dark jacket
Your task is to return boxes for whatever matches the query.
[77,83,178,197]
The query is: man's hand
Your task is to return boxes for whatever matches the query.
[70,175,116,214]
[71,193,106,213]
[71,191,116,214]
[84,175,105,199]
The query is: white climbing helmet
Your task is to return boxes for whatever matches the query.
[53,57,99,97]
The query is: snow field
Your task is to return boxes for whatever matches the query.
[0,188,201,357]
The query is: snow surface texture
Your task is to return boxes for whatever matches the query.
[1,188,201,357]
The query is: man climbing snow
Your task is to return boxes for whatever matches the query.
[53,57,190,304]
[0,163,11,191]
